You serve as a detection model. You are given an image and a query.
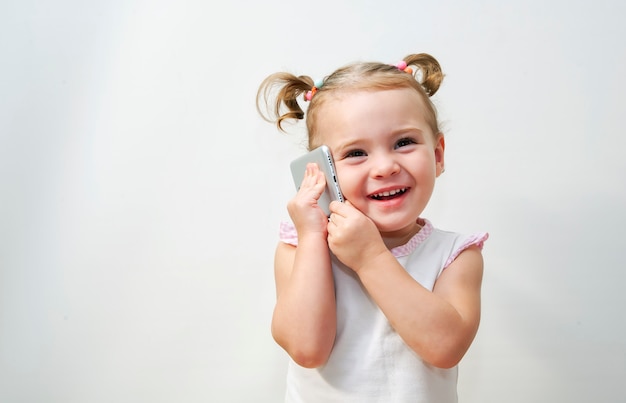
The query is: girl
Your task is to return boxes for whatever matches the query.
[257,53,488,403]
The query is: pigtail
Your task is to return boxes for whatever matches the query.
[403,53,444,96]
[256,72,315,132]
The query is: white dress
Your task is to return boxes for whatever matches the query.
[278,218,488,403]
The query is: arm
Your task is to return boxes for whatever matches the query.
[357,246,483,369]
[328,200,483,369]
[272,238,336,368]
[271,163,337,368]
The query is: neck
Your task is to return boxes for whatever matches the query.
[381,221,422,250]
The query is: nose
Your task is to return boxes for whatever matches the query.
[370,152,400,178]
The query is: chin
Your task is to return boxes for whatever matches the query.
[372,217,411,233]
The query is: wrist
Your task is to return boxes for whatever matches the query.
[355,247,393,276]
[297,229,329,244]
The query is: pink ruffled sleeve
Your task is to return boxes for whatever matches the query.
[279,220,488,269]
[443,232,489,269]
[279,221,298,246]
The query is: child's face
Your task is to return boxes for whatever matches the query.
[316,88,445,235]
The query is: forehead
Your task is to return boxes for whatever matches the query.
[311,88,431,146]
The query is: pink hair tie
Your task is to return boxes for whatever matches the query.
[305,87,317,101]
[304,79,324,102]
[395,61,413,74]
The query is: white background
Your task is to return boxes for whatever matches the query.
[1,1,625,402]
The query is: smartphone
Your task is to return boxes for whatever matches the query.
[290,145,344,217]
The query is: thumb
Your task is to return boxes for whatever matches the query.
[342,199,359,213]
[343,199,366,215]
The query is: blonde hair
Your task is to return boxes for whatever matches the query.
[256,53,444,150]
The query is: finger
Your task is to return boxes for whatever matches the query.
[307,164,326,186]
[329,200,344,214]
[329,199,354,216]
[302,163,317,183]
[301,164,325,190]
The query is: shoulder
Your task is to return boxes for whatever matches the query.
[428,227,488,269]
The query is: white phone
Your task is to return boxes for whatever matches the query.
[290,145,344,217]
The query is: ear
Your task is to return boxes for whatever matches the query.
[435,133,445,177]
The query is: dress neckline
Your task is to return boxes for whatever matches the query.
[389,218,433,258]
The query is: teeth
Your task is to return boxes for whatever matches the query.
[372,188,407,199]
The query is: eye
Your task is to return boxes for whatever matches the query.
[344,149,367,158]
[395,137,417,148]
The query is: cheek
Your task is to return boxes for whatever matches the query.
[336,167,360,197]
[418,151,438,171]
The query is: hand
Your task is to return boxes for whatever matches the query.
[327,200,388,271]
[287,163,329,236]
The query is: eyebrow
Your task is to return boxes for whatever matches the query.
[333,127,425,150]
[331,138,363,158]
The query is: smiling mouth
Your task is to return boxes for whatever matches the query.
[370,188,408,200]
